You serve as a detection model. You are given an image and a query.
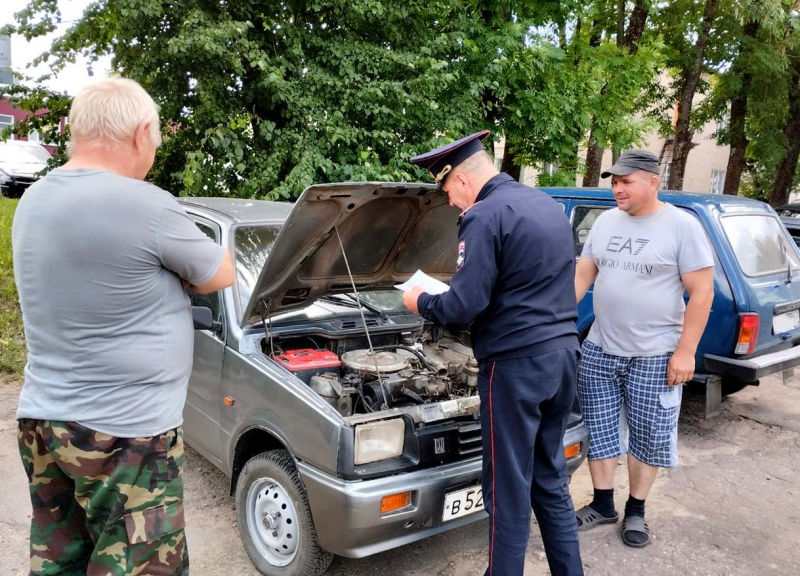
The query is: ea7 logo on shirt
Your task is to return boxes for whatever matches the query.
[457,241,466,270]
[606,236,650,256]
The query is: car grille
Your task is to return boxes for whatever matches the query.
[457,421,482,457]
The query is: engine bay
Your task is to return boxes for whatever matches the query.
[268,328,479,417]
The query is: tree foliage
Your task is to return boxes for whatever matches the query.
[1,0,666,197]
[4,1,800,200]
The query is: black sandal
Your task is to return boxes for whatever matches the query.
[621,515,652,547]
[575,505,619,532]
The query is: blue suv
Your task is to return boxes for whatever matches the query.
[543,188,800,414]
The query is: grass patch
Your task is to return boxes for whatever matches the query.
[0,198,25,382]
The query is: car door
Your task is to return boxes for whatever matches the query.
[570,202,612,338]
[184,217,226,465]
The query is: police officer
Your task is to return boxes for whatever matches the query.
[402,131,584,576]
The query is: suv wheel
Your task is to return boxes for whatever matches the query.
[236,450,333,576]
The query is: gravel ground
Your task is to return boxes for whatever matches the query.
[1,374,799,575]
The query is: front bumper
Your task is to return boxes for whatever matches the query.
[705,344,800,382]
[299,421,588,558]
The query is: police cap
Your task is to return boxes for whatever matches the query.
[409,130,491,187]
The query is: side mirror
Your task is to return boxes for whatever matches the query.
[192,306,222,332]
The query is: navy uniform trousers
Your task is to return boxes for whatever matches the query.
[478,346,583,576]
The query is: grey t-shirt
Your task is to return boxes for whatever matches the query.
[13,168,225,437]
[582,203,714,357]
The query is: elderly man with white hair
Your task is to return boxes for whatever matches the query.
[12,77,234,575]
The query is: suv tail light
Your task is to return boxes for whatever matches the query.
[735,313,759,355]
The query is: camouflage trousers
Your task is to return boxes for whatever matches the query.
[17,419,189,576]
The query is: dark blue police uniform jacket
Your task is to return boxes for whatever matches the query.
[418,173,578,359]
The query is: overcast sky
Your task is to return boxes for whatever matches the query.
[1,0,110,95]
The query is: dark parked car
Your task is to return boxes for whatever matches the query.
[179,184,589,576]
[544,188,800,410]
[775,203,800,247]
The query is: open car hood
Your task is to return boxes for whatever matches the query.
[242,182,460,325]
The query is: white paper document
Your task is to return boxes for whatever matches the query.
[395,270,450,294]
[395,270,451,295]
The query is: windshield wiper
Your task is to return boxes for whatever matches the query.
[340,293,387,319]
[318,294,385,319]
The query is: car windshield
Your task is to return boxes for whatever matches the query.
[720,214,800,276]
[234,224,408,320]
[0,142,52,164]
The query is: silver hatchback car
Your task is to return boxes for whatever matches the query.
[180,182,589,576]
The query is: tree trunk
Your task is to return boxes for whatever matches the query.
[623,1,649,56]
[769,54,800,207]
[723,20,759,196]
[500,139,522,181]
[583,136,603,187]
[583,1,649,186]
[668,0,717,190]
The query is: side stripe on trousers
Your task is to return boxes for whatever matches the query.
[488,361,497,575]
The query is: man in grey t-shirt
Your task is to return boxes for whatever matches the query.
[573,151,714,548]
[13,78,234,575]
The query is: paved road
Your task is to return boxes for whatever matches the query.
[2,375,799,575]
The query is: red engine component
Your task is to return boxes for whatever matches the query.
[275,349,342,380]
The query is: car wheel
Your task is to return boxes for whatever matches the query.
[236,449,333,576]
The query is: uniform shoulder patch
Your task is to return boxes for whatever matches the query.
[456,240,466,270]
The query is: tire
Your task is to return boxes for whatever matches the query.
[235,450,333,576]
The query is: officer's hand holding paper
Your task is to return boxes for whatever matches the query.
[398,270,449,314]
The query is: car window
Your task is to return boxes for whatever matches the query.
[235,224,282,314]
[784,224,800,248]
[571,206,610,257]
[188,221,222,320]
[720,215,800,276]
[0,142,52,164]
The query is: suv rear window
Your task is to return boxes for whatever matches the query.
[720,215,800,276]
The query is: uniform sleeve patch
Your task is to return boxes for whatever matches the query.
[457,241,466,270]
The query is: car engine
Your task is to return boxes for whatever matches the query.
[274,335,479,416]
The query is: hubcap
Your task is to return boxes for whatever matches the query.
[246,478,300,566]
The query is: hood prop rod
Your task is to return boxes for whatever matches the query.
[259,298,276,358]
[334,226,389,410]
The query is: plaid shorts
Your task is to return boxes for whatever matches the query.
[577,340,682,468]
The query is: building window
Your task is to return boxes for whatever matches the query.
[710,170,726,194]
[660,162,671,189]
[717,112,730,133]
[542,162,559,175]
[0,114,15,139]
[27,130,40,143]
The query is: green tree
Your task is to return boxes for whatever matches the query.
[651,0,722,191]
[0,1,661,196]
[3,0,490,199]
[583,0,655,187]
[486,1,662,186]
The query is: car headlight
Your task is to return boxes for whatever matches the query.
[354,418,405,465]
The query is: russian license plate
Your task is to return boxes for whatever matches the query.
[442,485,484,522]
[773,310,800,334]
